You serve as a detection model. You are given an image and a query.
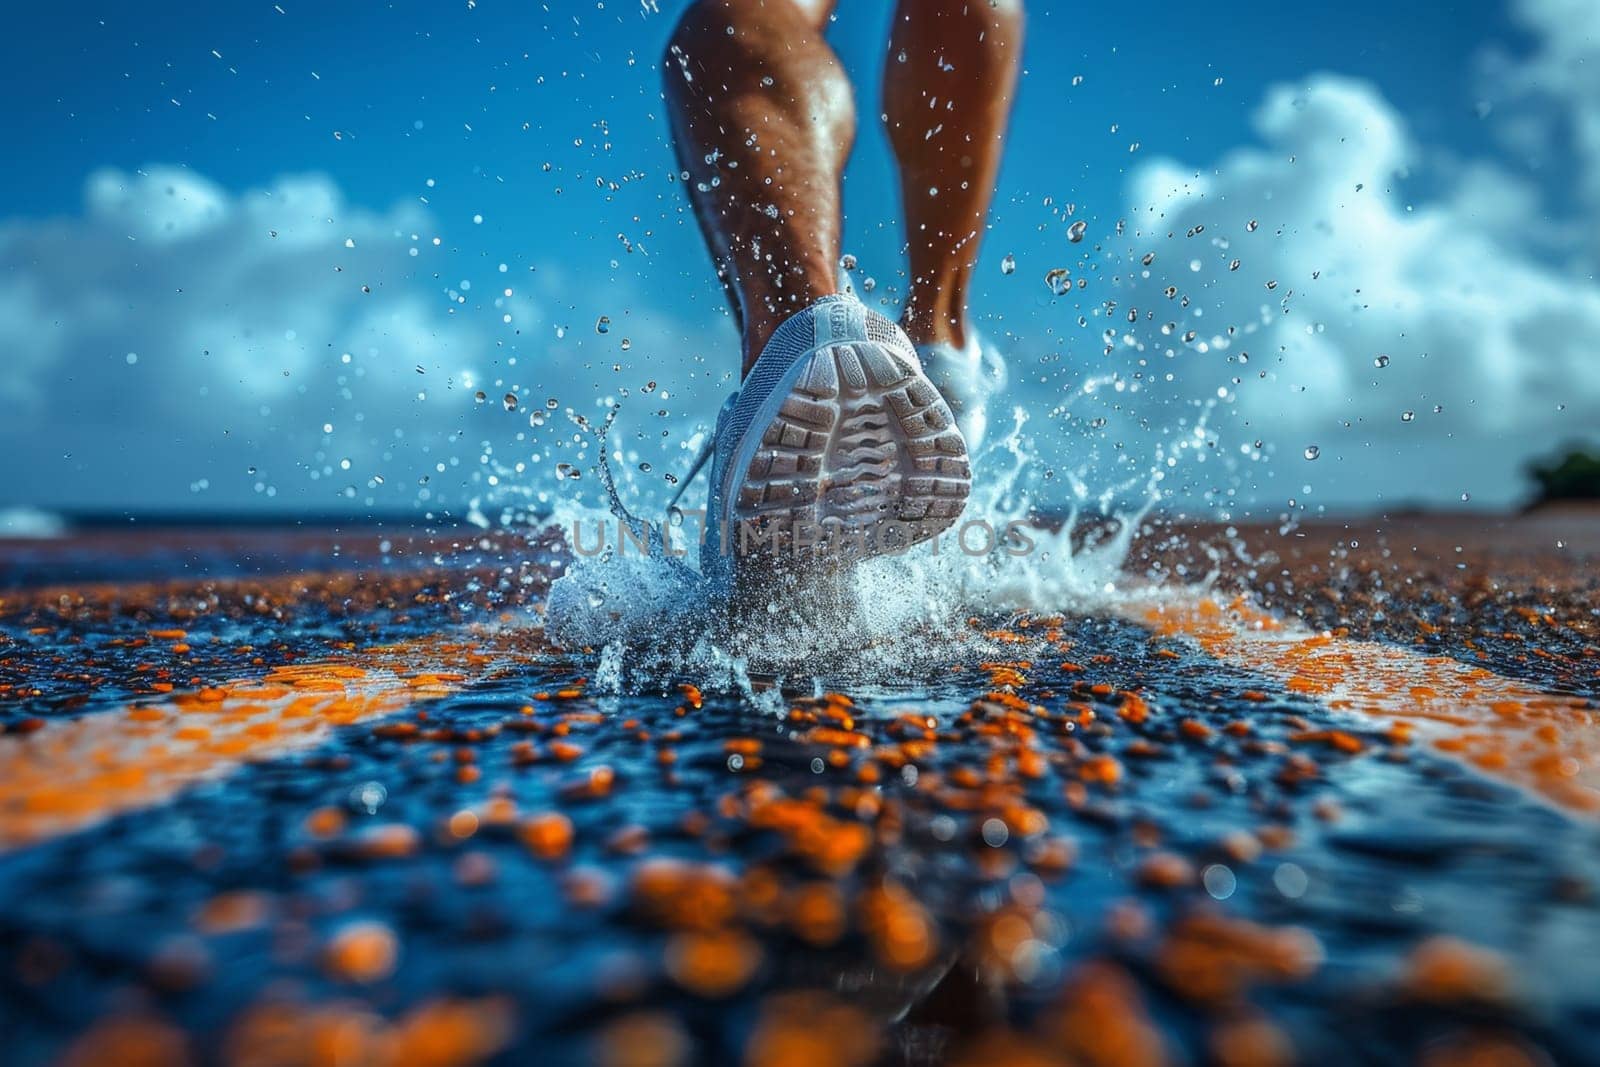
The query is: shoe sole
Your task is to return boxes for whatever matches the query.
[727,340,971,564]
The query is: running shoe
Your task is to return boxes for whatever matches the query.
[915,328,1007,452]
[670,294,971,599]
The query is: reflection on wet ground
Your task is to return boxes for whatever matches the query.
[0,513,1597,1066]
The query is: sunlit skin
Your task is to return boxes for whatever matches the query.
[663,0,1024,376]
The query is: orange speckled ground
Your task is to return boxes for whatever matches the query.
[0,513,1597,1066]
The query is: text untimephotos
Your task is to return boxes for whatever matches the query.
[567,510,1039,560]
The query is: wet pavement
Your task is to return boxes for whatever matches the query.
[1,512,1597,1066]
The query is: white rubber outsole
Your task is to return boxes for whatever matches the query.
[727,340,971,563]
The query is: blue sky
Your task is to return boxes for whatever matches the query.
[2,0,1597,520]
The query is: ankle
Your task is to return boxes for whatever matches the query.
[741,282,843,377]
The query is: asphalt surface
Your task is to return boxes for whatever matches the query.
[0,511,1597,1066]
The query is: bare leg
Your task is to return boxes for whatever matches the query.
[884,0,1024,350]
[664,0,853,377]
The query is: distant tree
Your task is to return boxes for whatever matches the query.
[1529,446,1600,503]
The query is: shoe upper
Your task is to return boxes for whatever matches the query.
[918,330,1006,452]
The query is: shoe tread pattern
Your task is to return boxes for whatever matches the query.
[733,341,971,559]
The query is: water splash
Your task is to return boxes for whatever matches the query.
[543,405,703,654]
[537,388,1188,695]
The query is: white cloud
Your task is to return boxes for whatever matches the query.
[1113,73,1600,509]
[1476,0,1600,262]
[0,166,501,511]
[0,165,731,517]
[1508,0,1600,194]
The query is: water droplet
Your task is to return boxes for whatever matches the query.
[350,781,387,814]
[1400,410,1414,422]
[546,397,560,410]
[1000,253,1016,275]
[1045,268,1071,296]
[839,253,857,270]
[1246,219,1259,232]
[1374,354,1390,368]
[595,315,610,334]
[1303,445,1320,460]
[503,393,518,412]
[1067,220,1088,243]
[474,391,486,403]
[620,338,632,351]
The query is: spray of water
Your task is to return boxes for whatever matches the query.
[533,386,1218,695]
